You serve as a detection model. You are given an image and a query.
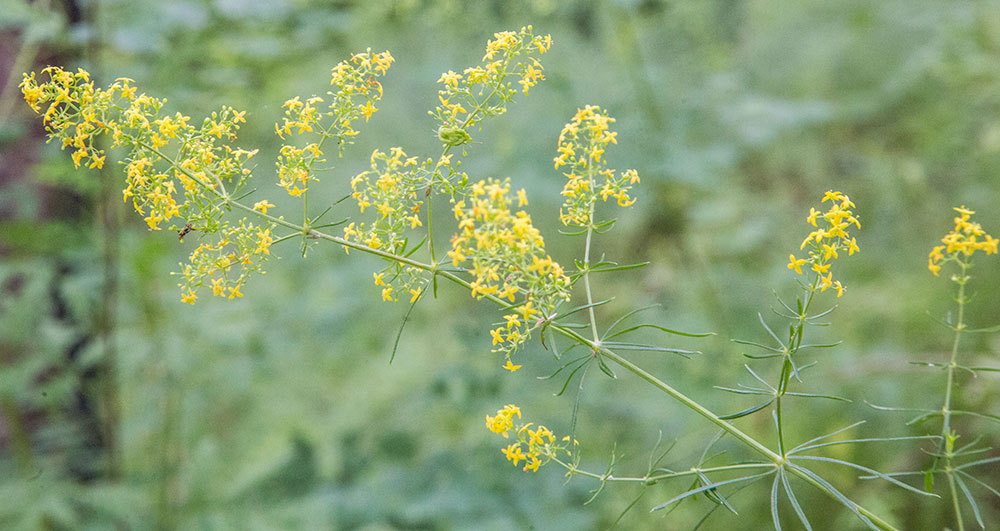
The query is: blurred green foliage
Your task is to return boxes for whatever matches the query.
[1,0,999,528]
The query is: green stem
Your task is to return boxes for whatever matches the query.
[947,470,965,531]
[938,265,966,456]
[582,204,600,342]
[934,260,968,529]
[775,273,821,458]
[560,460,775,483]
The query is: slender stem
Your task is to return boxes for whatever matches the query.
[947,470,965,531]
[934,260,968,529]
[775,274,821,458]
[582,204,600,342]
[560,460,775,483]
[938,264,967,456]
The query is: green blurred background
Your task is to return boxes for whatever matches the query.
[2,0,999,528]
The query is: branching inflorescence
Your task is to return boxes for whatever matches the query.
[21,26,1000,531]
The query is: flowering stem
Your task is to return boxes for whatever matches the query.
[139,147,897,530]
[582,203,600,342]
[936,260,969,530]
[939,263,967,454]
[775,274,821,458]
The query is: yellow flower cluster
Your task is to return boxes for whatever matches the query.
[787,190,861,297]
[22,66,269,304]
[449,179,570,370]
[554,105,640,226]
[347,147,422,244]
[176,219,275,305]
[928,206,998,276]
[21,67,154,170]
[122,107,255,230]
[431,26,551,151]
[486,404,572,473]
[277,49,392,141]
[343,147,428,303]
[275,49,393,196]
[275,142,323,197]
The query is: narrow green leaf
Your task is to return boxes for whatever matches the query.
[605,323,714,340]
[757,313,788,350]
[743,352,783,359]
[557,227,590,236]
[590,261,650,273]
[950,410,1000,424]
[403,235,428,258]
[718,400,774,420]
[696,470,738,514]
[744,364,777,391]
[796,342,842,349]
[958,470,1000,499]
[537,354,589,381]
[601,341,698,356]
[784,391,851,402]
[791,456,936,497]
[557,298,614,320]
[786,464,877,530]
[597,356,616,379]
[789,435,935,455]
[713,385,771,396]
[781,468,813,531]
[788,421,866,454]
[954,455,1000,472]
[651,472,774,511]
[731,338,783,353]
[807,305,837,320]
[771,472,783,531]
[966,323,1000,333]
[954,473,984,529]
[389,295,420,364]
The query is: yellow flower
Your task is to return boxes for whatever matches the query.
[503,359,523,372]
[787,254,807,274]
[181,290,197,305]
[806,207,820,226]
[253,199,275,214]
[437,70,462,87]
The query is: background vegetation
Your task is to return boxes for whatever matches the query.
[1,0,999,528]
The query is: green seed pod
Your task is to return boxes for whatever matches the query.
[437,125,472,146]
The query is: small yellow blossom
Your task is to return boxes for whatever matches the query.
[787,254,807,274]
[928,206,997,276]
[503,359,523,372]
[253,199,275,214]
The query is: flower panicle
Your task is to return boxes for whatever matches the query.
[275,48,394,197]
[431,26,551,150]
[22,66,275,305]
[450,178,571,369]
[786,190,860,297]
[555,105,639,227]
[486,405,573,473]
[927,206,998,276]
